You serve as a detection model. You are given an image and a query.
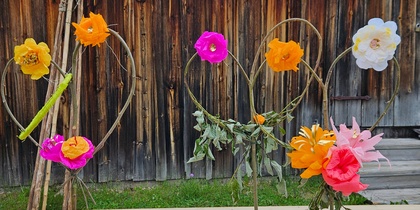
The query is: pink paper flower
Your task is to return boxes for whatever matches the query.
[330,117,389,167]
[40,135,94,170]
[194,31,228,64]
[40,135,64,163]
[322,147,368,196]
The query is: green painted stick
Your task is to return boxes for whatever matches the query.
[18,73,73,140]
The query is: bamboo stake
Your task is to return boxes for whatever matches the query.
[41,2,68,209]
[26,1,71,209]
[60,0,76,209]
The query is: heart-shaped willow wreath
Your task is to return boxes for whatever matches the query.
[1,28,136,206]
[1,28,136,156]
[183,18,400,210]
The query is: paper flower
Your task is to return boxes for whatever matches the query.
[13,38,51,80]
[330,117,389,167]
[60,136,95,169]
[322,147,368,196]
[253,114,265,125]
[194,31,228,64]
[40,135,95,170]
[72,12,110,47]
[40,135,64,163]
[352,18,401,71]
[265,39,303,72]
[287,124,336,179]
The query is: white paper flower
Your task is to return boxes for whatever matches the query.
[352,18,401,71]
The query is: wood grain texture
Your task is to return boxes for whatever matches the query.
[0,0,418,187]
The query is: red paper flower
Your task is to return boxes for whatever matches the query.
[322,147,368,196]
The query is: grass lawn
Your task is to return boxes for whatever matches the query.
[0,176,367,210]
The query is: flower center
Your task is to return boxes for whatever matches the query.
[87,27,94,33]
[369,38,380,49]
[22,52,39,65]
[209,43,216,52]
[282,53,290,60]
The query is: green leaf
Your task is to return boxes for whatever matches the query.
[187,152,205,163]
[276,178,288,197]
[193,124,202,131]
[206,146,215,160]
[279,126,286,136]
[286,113,294,122]
[226,123,235,132]
[230,179,240,205]
[250,127,261,138]
[245,161,252,177]
[264,157,273,175]
[193,110,205,124]
[270,160,283,180]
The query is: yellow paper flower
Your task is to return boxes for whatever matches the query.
[72,12,110,47]
[253,114,265,125]
[14,38,51,80]
[61,136,90,160]
[287,124,335,179]
[265,39,304,72]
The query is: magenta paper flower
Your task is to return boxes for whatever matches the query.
[322,147,368,196]
[330,117,389,167]
[40,135,64,163]
[60,136,95,169]
[40,135,94,170]
[194,31,228,64]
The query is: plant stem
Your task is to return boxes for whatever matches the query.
[369,57,400,131]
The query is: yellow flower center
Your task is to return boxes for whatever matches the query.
[87,27,93,33]
[370,38,380,49]
[22,52,39,66]
[209,43,216,52]
[282,53,290,60]
[352,129,358,138]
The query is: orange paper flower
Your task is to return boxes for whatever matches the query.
[14,38,51,80]
[61,136,90,159]
[253,114,265,125]
[72,12,110,47]
[287,124,335,179]
[265,39,303,72]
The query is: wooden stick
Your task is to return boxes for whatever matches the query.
[60,0,76,209]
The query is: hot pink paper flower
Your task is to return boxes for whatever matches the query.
[40,135,94,170]
[194,31,228,64]
[60,136,95,169]
[330,117,389,167]
[322,147,368,196]
[40,134,64,163]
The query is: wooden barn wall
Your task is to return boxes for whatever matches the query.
[0,0,418,187]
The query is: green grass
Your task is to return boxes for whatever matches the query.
[0,176,367,210]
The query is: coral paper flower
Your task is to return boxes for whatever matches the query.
[253,114,265,125]
[194,31,228,64]
[14,38,52,80]
[72,12,110,47]
[352,18,401,71]
[60,136,95,169]
[265,39,303,72]
[287,124,336,179]
[330,117,389,167]
[40,135,64,163]
[322,147,368,196]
